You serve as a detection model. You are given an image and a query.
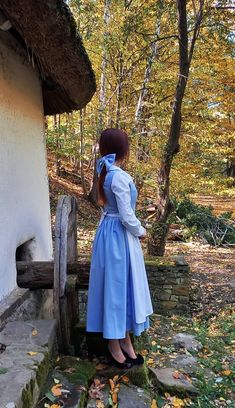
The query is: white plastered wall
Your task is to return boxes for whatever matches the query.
[0,32,53,301]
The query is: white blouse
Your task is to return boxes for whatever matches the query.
[111,169,146,238]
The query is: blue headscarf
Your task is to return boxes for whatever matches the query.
[96,153,116,175]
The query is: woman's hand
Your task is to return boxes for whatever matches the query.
[139,228,147,240]
[139,235,147,241]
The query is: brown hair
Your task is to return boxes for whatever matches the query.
[97,128,129,206]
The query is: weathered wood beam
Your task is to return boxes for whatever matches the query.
[16,258,90,289]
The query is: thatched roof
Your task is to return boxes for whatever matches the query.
[0,0,96,115]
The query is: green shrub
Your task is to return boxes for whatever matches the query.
[173,198,235,246]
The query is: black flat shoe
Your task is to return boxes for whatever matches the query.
[121,348,144,366]
[107,348,133,369]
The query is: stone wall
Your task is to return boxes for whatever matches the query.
[78,255,190,322]
[145,255,190,316]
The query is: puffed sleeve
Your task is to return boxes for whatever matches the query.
[111,170,146,237]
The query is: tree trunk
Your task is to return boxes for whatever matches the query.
[97,0,111,131]
[149,0,204,256]
[79,109,88,196]
[134,4,163,160]
[89,0,110,205]
[115,51,124,127]
[54,114,61,176]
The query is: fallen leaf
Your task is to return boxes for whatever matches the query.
[96,401,105,408]
[64,367,76,373]
[50,405,61,408]
[172,370,181,379]
[147,358,154,365]
[96,363,108,371]
[31,329,38,336]
[151,399,158,408]
[172,396,185,407]
[120,375,129,383]
[27,351,38,356]
[112,391,118,404]
[113,374,119,383]
[221,370,232,376]
[89,379,105,400]
[140,349,148,356]
[64,367,76,374]
[164,392,171,399]
[51,384,62,397]
[109,378,115,391]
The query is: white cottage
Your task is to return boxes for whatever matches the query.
[0,0,96,301]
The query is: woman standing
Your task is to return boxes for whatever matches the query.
[86,128,153,368]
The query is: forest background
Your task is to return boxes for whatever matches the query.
[46,0,235,253]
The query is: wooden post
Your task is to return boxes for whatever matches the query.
[54,195,78,353]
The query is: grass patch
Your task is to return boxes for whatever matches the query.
[147,308,234,407]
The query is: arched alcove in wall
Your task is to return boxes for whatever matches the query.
[15,238,35,262]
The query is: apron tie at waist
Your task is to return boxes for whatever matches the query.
[99,211,120,226]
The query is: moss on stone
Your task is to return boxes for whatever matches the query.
[144,255,175,267]
[128,363,149,388]
[21,379,34,408]
[35,352,51,387]
[58,356,96,386]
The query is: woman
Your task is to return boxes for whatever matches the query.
[86,128,153,368]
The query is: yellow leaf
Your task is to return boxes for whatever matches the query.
[31,329,38,336]
[221,370,232,376]
[151,399,158,408]
[50,405,61,408]
[27,351,38,356]
[172,396,185,407]
[164,392,171,399]
[151,340,157,346]
[147,358,154,365]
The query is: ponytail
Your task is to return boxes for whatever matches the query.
[97,166,107,206]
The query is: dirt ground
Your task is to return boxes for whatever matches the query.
[165,242,235,315]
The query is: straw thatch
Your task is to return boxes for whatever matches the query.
[0,0,96,114]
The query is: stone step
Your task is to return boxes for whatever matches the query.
[87,383,151,408]
[149,367,198,395]
[0,319,57,408]
[36,355,96,408]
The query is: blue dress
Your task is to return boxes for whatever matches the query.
[86,156,153,339]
